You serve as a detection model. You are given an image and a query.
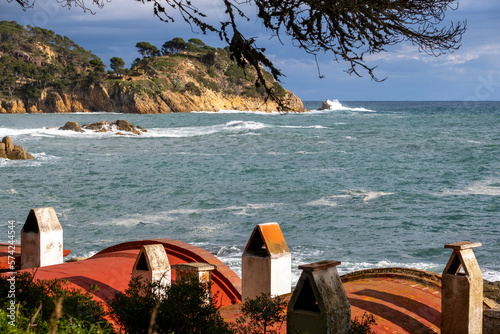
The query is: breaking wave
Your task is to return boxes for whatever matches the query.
[308,99,374,113]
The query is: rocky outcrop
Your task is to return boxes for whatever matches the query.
[484,280,500,304]
[60,121,84,132]
[60,120,147,135]
[1,79,305,114]
[0,136,34,160]
[320,100,331,110]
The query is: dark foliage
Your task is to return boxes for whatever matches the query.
[110,56,126,74]
[349,312,377,334]
[0,272,112,333]
[136,41,160,58]
[109,275,232,334]
[232,293,287,334]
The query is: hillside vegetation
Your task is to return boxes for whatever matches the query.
[0,21,304,113]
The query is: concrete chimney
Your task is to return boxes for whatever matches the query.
[21,207,63,269]
[172,262,216,302]
[132,244,171,294]
[441,241,483,334]
[287,260,351,334]
[241,222,291,301]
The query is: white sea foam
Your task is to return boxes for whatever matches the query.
[482,268,500,282]
[281,125,328,129]
[0,126,140,139]
[32,152,60,161]
[143,121,269,138]
[337,260,443,276]
[103,203,283,226]
[439,179,500,197]
[192,109,282,115]
[307,190,393,206]
[3,121,270,140]
[308,99,375,113]
[66,250,98,260]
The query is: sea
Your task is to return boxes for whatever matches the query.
[1,100,499,284]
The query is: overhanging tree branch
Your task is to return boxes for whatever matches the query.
[10,0,467,110]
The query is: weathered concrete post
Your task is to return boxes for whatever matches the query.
[132,244,171,294]
[21,207,63,269]
[441,241,483,334]
[172,262,217,301]
[287,260,351,334]
[241,222,291,301]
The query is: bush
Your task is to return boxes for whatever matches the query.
[349,313,376,334]
[184,82,201,95]
[232,293,287,334]
[0,272,112,333]
[109,276,231,334]
[207,68,217,78]
[224,63,247,84]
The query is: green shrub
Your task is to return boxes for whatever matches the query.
[349,313,376,334]
[0,272,112,333]
[207,68,217,78]
[168,75,183,91]
[184,82,201,95]
[109,276,231,334]
[224,63,247,84]
[232,293,287,334]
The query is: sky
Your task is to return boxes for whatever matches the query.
[1,0,500,101]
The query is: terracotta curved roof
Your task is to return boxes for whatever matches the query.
[341,268,442,333]
[8,239,241,308]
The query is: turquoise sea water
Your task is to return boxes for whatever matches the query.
[1,101,499,283]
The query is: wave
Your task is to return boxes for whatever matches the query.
[192,109,282,115]
[1,121,269,140]
[102,203,283,227]
[143,121,269,138]
[308,99,375,113]
[483,268,500,282]
[280,125,328,129]
[32,152,60,161]
[307,190,394,206]
[438,179,500,197]
[0,126,140,139]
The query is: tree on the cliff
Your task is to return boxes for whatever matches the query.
[135,41,160,59]
[110,56,126,74]
[188,38,205,48]
[86,57,106,84]
[162,37,188,55]
[11,0,466,110]
[0,56,19,99]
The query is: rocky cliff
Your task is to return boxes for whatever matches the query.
[0,81,303,114]
[0,22,305,114]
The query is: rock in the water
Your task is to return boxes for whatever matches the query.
[320,100,331,110]
[82,121,108,132]
[81,120,147,135]
[320,99,342,110]
[60,121,84,132]
[0,136,34,160]
[3,136,13,152]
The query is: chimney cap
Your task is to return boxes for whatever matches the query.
[444,241,482,250]
[299,260,341,272]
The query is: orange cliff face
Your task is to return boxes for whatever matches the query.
[0,82,305,114]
